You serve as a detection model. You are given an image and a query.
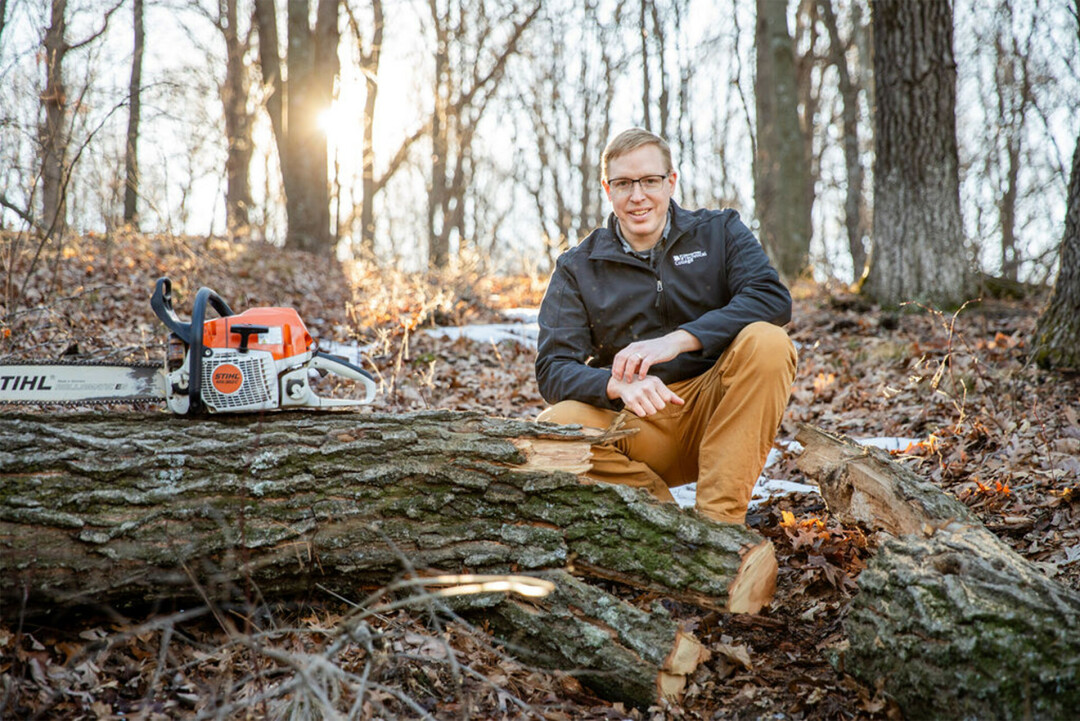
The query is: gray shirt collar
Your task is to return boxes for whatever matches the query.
[613,207,673,263]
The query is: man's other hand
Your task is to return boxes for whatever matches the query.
[611,330,703,382]
[606,374,685,417]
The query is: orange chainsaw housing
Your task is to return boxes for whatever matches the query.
[201,308,313,361]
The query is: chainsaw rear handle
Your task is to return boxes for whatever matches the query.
[312,352,377,405]
[151,277,236,414]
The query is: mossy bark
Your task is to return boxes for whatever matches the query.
[796,424,1080,719]
[1,410,774,615]
[847,529,1080,720]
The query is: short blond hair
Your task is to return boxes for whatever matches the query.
[602,128,673,180]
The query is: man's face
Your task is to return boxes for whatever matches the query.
[603,144,677,250]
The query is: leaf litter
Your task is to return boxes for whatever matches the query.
[2,232,1079,719]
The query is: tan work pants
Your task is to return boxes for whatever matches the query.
[537,322,797,524]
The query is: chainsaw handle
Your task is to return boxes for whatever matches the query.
[313,351,377,405]
[151,277,236,345]
[186,286,236,413]
[151,277,189,341]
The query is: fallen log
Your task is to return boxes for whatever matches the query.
[1,410,775,706]
[796,424,1080,720]
[453,569,711,707]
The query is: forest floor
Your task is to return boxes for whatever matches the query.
[2,231,1079,720]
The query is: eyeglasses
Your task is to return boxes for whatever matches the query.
[606,174,670,196]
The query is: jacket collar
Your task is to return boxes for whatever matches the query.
[588,200,698,264]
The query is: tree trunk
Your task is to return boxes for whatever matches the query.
[867,0,973,308]
[428,2,450,269]
[1030,122,1080,369]
[754,0,811,280]
[795,424,1080,720]
[221,0,253,238]
[358,0,383,256]
[122,0,144,227]
[253,0,339,254]
[40,0,69,236]
[1,411,776,616]
[0,0,9,47]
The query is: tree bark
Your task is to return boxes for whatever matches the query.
[1030,120,1080,369]
[867,0,973,308]
[795,424,1080,720]
[754,0,812,280]
[122,0,144,227]
[0,411,776,616]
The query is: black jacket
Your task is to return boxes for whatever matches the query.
[536,201,791,410]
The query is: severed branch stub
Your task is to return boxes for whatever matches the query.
[1,410,778,707]
[795,423,1080,720]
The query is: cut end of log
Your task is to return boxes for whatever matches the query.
[726,540,778,614]
[664,630,711,675]
[657,631,711,702]
[511,438,593,475]
[657,671,687,702]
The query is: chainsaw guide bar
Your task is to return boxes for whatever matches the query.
[0,360,164,406]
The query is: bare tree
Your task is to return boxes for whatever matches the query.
[867,0,974,307]
[253,0,340,253]
[1030,1,1080,368]
[38,0,122,237]
[123,0,144,227]
[754,0,812,279]
[40,0,70,236]
[425,0,540,269]
[514,0,623,269]
[219,0,254,237]
[820,0,870,281]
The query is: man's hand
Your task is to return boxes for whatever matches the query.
[611,330,703,383]
[607,374,684,417]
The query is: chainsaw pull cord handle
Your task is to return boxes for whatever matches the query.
[186,286,235,413]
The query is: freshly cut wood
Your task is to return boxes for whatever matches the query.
[796,423,1080,720]
[1,410,773,706]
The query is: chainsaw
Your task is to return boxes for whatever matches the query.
[0,277,377,413]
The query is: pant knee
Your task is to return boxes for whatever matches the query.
[537,400,614,429]
[733,322,797,376]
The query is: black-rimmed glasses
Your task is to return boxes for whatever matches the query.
[606,174,670,196]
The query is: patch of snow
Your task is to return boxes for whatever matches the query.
[321,308,540,361]
[499,308,539,323]
[856,436,922,452]
[423,322,538,347]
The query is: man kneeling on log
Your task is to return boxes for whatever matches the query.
[535,128,797,525]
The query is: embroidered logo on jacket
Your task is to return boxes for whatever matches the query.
[673,250,707,266]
